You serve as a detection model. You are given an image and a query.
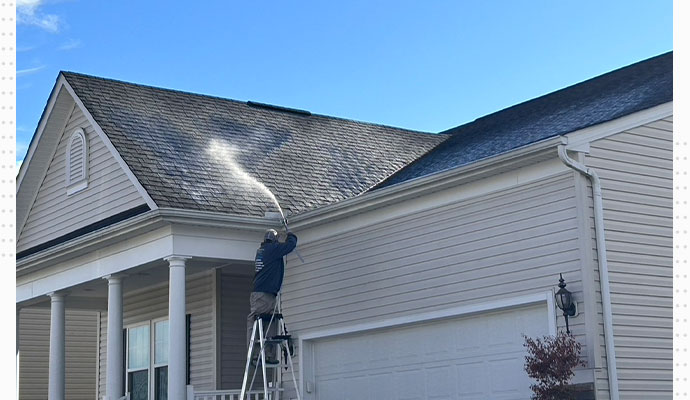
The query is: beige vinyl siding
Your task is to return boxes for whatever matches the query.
[18,105,146,253]
[585,116,673,400]
[97,271,217,398]
[19,308,98,400]
[218,268,254,389]
[282,172,585,398]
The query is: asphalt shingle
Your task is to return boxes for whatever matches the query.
[376,51,673,188]
[62,72,446,218]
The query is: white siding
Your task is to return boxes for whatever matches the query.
[218,268,254,389]
[282,172,586,398]
[18,308,99,400]
[97,271,217,398]
[18,105,146,253]
[585,116,673,400]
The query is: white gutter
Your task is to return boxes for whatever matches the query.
[557,139,619,400]
[290,136,563,228]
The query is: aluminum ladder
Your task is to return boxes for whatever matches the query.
[240,312,301,400]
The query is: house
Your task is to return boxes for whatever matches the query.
[16,51,672,400]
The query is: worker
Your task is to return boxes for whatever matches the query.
[247,228,298,364]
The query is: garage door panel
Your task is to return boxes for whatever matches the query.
[311,304,549,399]
[456,361,488,396]
[395,370,425,400]
[370,373,395,400]
[489,357,527,394]
[426,365,454,399]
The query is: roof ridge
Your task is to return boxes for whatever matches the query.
[61,70,437,136]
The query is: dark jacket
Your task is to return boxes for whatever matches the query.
[253,232,298,295]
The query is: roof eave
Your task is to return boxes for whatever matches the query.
[15,207,281,275]
[289,135,565,230]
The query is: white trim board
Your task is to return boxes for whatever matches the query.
[298,291,556,398]
[299,291,556,341]
[17,88,76,238]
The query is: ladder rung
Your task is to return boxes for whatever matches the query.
[271,334,291,340]
[256,313,283,320]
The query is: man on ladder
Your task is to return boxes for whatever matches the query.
[241,227,299,399]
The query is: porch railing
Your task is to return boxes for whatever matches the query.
[193,388,283,400]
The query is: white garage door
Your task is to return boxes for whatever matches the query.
[310,304,549,400]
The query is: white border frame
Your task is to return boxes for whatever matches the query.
[298,290,556,398]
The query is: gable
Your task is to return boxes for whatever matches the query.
[17,103,149,256]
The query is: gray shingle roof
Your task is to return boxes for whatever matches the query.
[376,51,673,189]
[62,72,446,217]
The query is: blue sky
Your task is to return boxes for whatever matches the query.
[16,1,672,166]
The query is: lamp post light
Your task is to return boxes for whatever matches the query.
[555,273,577,334]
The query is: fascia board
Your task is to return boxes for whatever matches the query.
[16,78,75,238]
[16,210,165,276]
[290,136,563,229]
[15,208,274,275]
[17,75,66,190]
[565,102,673,152]
[158,207,279,231]
[61,77,159,210]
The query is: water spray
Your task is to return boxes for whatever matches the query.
[208,139,304,263]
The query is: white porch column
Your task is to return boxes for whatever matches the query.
[48,292,65,400]
[104,275,124,400]
[166,256,189,400]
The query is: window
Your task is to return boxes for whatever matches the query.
[65,128,89,195]
[126,320,168,400]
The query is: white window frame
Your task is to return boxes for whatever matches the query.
[125,317,169,400]
[65,128,89,195]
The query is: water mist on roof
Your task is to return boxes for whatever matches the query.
[208,139,286,221]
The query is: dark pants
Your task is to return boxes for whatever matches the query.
[246,292,278,359]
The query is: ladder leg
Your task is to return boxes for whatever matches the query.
[258,318,269,400]
[240,320,258,400]
[284,341,301,400]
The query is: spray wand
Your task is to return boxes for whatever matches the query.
[282,217,305,263]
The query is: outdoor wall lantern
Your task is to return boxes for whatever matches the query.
[555,273,577,334]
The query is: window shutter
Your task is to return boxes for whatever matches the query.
[122,328,127,396]
[186,314,191,385]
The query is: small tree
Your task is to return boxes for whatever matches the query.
[523,331,586,400]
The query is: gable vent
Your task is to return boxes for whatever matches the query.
[66,128,89,194]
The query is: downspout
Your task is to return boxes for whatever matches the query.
[557,139,619,400]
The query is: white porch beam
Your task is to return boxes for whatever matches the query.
[48,292,65,400]
[166,256,189,400]
[104,275,124,400]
